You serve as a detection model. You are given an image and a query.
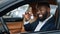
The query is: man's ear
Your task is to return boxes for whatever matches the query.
[47,8,50,17]
[47,8,50,13]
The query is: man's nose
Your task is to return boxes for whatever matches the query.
[37,11,42,14]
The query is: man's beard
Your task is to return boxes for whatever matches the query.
[39,13,48,21]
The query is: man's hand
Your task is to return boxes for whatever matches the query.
[23,12,31,21]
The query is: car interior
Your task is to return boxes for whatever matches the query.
[0,0,60,34]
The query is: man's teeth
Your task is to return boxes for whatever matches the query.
[39,15,42,17]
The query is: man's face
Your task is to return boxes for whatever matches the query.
[37,6,49,21]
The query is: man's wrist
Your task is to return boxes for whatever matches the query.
[24,21,29,25]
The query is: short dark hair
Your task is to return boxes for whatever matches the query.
[37,2,50,8]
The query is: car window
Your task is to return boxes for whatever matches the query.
[3,4,29,18]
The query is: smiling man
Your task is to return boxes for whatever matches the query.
[23,1,57,32]
[34,2,57,31]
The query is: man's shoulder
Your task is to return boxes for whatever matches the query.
[49,15,55,21]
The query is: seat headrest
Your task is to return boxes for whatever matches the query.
[50,5,58,15]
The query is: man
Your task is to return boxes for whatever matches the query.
[23,2,57,32]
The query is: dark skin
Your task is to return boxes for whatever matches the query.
[23,6,50,22]
[23,7,39,24]
[23,5,51,32]
[37,6,50,21]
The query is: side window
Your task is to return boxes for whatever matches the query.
[3,4,29,18]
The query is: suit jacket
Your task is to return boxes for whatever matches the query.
[24,16,57,32]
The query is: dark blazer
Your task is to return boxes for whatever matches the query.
[24,16,57,32]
